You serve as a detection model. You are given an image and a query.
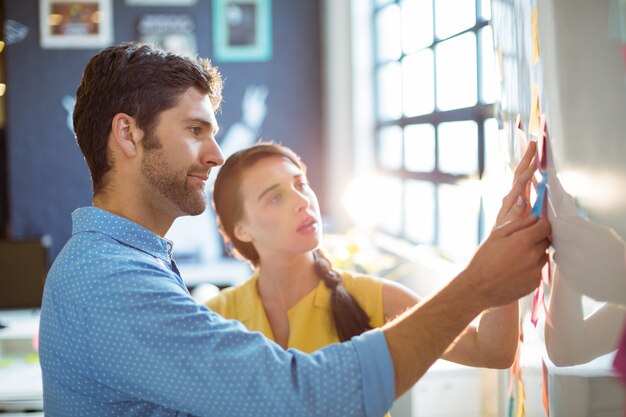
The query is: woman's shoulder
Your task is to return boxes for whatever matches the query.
[205,275,258,318]
[339,270,386,327]
[340,270,385,291]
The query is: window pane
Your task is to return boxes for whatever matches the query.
[438,120,478,174]
[376,0,395,7]
[435,0,476,40]
[436,32,477,110]
[378,125,404,170]
[401,0,433,53]
[480,26,497,103]
[438,183,479,260]
[380,176,403,234]
[481,0,491,20]
[402,49,435,116]
[376,62,403,120]
[405,180,435,243]
[404,123,435,172]
[376,4,402,62]
[482,118,502,241]
[483,118,500,174]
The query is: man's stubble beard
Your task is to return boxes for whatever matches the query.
[140,133,207,216]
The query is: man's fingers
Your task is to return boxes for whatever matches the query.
[511,156,537,195]
[500,157,536,215]
[520,218,552,243]
[514,141,537,178]
[494,215,538,237]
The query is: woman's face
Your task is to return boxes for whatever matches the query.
[234,155,322,260]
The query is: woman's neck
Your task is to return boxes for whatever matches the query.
[256,252,319,311]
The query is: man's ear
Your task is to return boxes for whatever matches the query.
[111,113,142,158]
[234,222,253,243]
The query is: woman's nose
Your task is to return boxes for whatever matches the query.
[294,190,310,212]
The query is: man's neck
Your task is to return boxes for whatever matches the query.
[93,194,175,237]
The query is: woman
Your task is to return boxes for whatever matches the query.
[208,142,523,369]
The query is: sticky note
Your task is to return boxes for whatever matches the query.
[542,360,550,416]
[530,282,544,327]
[530,172,548,217]
[613,322,626,384]
[528,84,541,136]
[537,114,547,170]
[516,382,526,417]
[532,7,540,65]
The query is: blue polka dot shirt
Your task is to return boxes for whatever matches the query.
[39,207,395,417]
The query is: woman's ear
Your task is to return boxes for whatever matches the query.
[111,113,142,158]
[234,222,253,243]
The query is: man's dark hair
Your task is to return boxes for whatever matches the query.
[73,42,223,195]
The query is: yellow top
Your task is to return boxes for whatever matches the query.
[206,270,386,353]
[207,271,391,416]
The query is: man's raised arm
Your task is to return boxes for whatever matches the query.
[384,216,550,396]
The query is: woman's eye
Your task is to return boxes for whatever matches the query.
[297,182,309,191]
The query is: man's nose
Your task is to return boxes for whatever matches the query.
[203,136,225,167]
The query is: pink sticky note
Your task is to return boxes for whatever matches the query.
[531,283,544,327]
[613,322,626,384]
[537,114,547,170]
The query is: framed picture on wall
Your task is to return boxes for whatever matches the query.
[213,0,272,62]
[137,14,197,57]
[39,0,113,49]
[125,0,197,5]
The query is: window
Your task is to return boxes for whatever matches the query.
[372,0,497,260]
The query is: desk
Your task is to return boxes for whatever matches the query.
[0,310,43,413]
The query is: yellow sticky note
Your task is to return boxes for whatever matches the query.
[532,7,540,65]
[528,84,540,136]
[516,382,526,417]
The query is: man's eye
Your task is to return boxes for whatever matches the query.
[270,193,283,204]
[190,127,201,135]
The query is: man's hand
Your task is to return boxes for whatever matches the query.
[466,215,551,308]
[496,141,537,227]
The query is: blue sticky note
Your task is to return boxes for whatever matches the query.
[531,172,548,217]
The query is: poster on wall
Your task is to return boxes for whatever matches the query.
[213,0,272,62]
[39,0,113,49]
[138,14,197,57]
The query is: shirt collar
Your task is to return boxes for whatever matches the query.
[71,206,174,262]
[313,279,331,310]
[234,274,332,325]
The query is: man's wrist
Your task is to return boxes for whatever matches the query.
[453,267,491,316]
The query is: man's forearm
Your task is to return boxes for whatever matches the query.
[382,269,487,397]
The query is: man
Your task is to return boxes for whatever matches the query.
[39,42,550,417]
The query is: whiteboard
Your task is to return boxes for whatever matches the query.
[491,0,626,415]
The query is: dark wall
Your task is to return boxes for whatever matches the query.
[3,0,323,260]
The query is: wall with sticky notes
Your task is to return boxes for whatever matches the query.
[491,0,626,416]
